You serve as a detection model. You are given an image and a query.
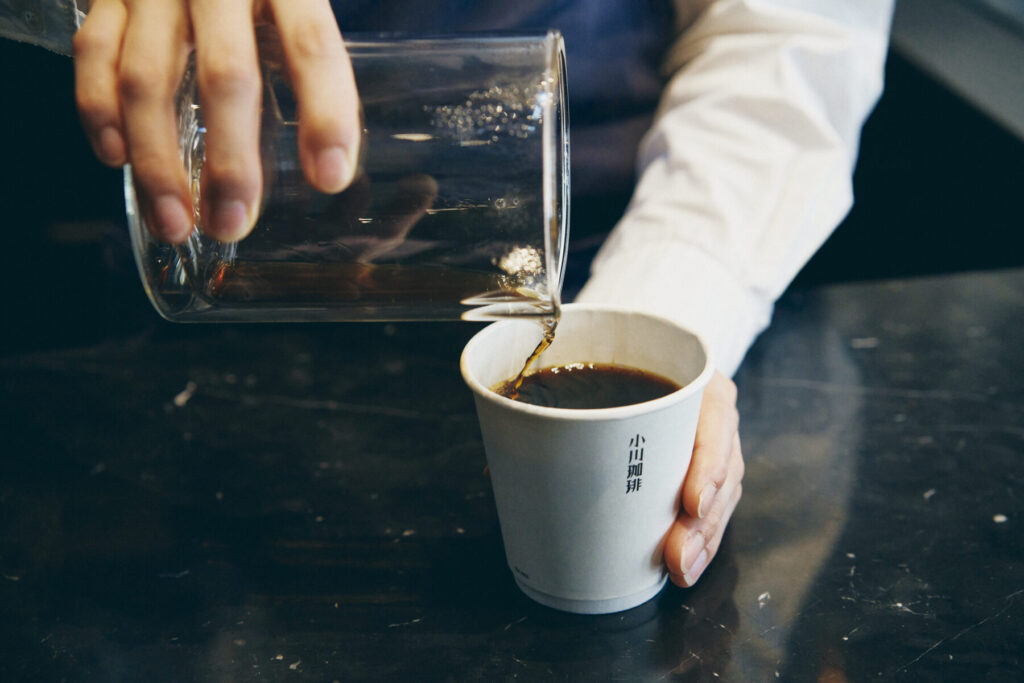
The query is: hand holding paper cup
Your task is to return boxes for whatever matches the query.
[460,304,714,614]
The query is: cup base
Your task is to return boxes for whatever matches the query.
[514,575,669,615]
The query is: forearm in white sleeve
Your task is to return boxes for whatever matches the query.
[575,0,894,376]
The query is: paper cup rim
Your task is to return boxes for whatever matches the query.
[460,303,715,421]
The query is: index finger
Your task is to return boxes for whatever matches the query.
[73,0,128,167]
[117,1,193,243]
[682,372,738,519]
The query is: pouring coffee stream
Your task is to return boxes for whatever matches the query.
[501,311,559,401]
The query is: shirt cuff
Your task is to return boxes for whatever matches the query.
[573,238,772,377]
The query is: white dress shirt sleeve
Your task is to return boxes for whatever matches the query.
[575,0,894,376]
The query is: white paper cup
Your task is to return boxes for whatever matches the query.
[460,304,714,614]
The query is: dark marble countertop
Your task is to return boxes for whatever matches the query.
[1,267,1022,681]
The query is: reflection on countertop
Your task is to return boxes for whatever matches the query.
[2,268,1022,681]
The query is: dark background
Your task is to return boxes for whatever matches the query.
[1,38,1022,353]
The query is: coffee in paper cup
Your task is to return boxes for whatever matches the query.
[461,304,713,614]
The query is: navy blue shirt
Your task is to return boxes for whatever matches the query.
[331,1,675,199]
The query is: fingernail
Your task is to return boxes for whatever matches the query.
[698,482,718,519]
[97,126,125,165]
[315,146,351,192]
[683,548,709,585]
[209,199,249,241]
[153,195,193,243]
[682,531,705,574]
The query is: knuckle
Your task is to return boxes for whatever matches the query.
[130,155,180,194]
[75,87,112,123]
[705,529,723,559]
[72,25,108,58]
[735,453,746,482]
[130,151,170,177]
[202,158,259,197]
[198,60,260,100]
[704,505,725,534]
[202,159,244,188]
[118,63,171,102]
[287,19,342,63]
[300,112,345,147]
[705,459,729,489]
